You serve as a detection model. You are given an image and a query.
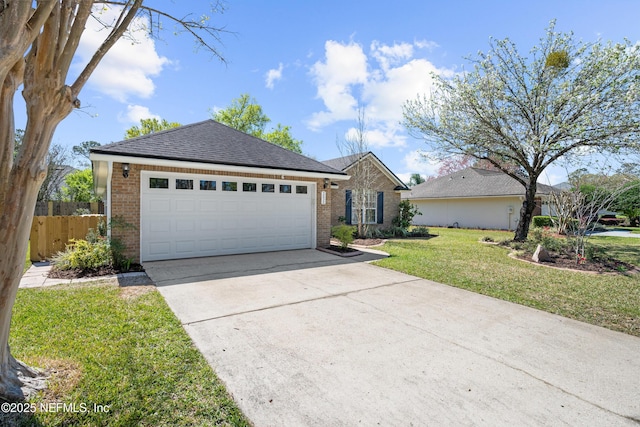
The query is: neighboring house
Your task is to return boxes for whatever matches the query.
[90,120,348,262]
[321,152,409,231]
[403,167,557,230]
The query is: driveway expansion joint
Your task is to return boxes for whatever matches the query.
[182,278,422,326]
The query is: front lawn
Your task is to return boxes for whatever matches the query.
[8,282,249,426]
[374,228,640,337]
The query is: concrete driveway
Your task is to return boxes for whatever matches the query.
[145,249,640,426]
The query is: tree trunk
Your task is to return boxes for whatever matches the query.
[513,180,538,241]
[0,154,48,401]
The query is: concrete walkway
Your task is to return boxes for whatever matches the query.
[146,249,640,426]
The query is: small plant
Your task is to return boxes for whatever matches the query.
[409,226,430,237]
[392,200,422,230]
[52,238,112,271]
[73,207,91,216]
[331,225,356,250]
[481,236,495,242]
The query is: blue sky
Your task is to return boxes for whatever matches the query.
[15,1,640,184]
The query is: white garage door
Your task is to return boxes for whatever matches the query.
[140,171,316,261]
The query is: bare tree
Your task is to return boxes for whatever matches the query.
[550,175,640,263]
[38,144,70,201]
[0,1,226,401]
[337,108,374,238]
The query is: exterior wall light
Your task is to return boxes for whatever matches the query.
[122,163,130,178]
[324,178,329,188]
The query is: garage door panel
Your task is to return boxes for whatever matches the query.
[141,172,314,261]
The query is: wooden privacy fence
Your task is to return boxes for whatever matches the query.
[30,215,105,262]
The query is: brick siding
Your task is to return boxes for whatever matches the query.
[110,162,331,262]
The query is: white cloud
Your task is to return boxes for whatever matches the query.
[122,104,160,123]
[307,40,368,130]
[74,5,170,102]
[265,63,284,89]
[403,150,440,176]
[307,38,454,148]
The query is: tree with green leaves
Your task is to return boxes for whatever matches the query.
[408,173,425,187]
[213,93,303,153]
[403,21,640,241]
[0,1,226,401]
[59,169,97,202]
[125,118,181,139]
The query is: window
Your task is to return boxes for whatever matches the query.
[262,183,275,193]
[296,185,308,194]
[176,179,193,190]
[243,183,257,192]
[280,184,292,194]
[352,190,377,224]
[149,178,168,189]
[222,181,237,191]
[200,180,216,191]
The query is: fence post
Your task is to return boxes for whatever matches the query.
[47,201,53,216]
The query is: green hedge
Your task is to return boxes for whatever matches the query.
[532,216,554,227]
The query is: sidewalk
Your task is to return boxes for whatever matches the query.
[20,262,152,288]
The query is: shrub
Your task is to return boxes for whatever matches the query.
[392,200,422,230]
[331,225,356,249]
[409,226,430,237]
[52,238,113,271]
[532,216,554,228]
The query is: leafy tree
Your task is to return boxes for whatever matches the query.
[263,123,303,153]
[613,181,640,226]
[59,169,97,202]
[408,173,425,187]
[403,21,640,241]
[0,1,226,402]
[125,118,181,139]
[72,140,100,166]
[213,93,303,153]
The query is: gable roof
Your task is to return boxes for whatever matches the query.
[91,119,346,176]
[321,152,409,190]
[405,167,557,199]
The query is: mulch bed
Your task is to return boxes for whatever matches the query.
[48,264,145,279]
[351,238,385,246]
[512,252,637,274]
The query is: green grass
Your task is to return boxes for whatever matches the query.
[374,228,640,337]
[9,283,249,426]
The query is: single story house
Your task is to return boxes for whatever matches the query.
[90,120,348,262]
[321,152,409,230]
[403,167,557,230]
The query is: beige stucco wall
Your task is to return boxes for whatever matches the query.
[330,158,402,230]
[411,197,525,230]
[110,162,331,262]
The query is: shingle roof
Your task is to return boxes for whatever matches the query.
[91,119,346,176]
[405,167,557,199]
[321,153,364,171]
[321,152,409,190]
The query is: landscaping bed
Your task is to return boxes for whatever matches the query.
[510,250,638,274]
[48,263,144,279]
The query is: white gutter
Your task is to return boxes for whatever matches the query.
[90,153,350,181]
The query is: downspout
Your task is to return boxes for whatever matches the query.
[106,160,113,239]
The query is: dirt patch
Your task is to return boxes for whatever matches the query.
[511,252,638,275]
[352,238,385,246]
[48,264,144,279]
[119,285,156,300]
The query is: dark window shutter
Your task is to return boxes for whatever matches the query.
[345,190,352,225]
[377,191,384,224]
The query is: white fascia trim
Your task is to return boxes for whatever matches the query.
[406,195,528,201]
[90,153,350,181]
